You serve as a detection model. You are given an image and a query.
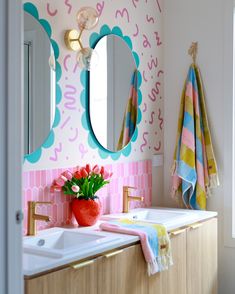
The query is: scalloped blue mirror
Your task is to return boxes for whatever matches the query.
[89,34,137,152]
[24,10,56,155]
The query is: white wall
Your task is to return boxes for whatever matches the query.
[163,0,235,293]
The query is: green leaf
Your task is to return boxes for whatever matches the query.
[58,173,110,199]
[81,178,89,197]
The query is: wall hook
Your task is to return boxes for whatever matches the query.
[188,42,198,64]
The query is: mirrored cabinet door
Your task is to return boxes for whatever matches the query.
[24,11,56,155]
[24,41,31,154]
[89,35,137,152]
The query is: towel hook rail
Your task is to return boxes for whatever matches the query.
[188,42,198,64]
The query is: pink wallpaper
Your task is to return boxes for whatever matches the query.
[23,0,164,171]
[23,160,152,235]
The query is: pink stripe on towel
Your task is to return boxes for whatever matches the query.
[182,127,195,151]
[100,222,154,264]
[100,221,173,275]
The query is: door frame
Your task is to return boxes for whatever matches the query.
[0,0,23,293]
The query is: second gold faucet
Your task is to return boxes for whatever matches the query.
[123,186,144,213]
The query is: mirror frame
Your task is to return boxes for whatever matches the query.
[80,25,142,160]
[23,2,62,164]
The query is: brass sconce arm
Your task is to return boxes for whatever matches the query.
[64,7,99,71]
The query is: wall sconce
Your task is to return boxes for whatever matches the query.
[64,7,99,71]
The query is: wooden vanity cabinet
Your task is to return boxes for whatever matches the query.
[25,258,98,294]
[148,228,187,294]
[24,218,217,294]
[149,218,217,294]
[25,245,147,294]
[162,228,187,294]
[187,218,217,294]
[98,244,148,294]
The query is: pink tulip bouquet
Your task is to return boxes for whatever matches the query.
[51,164,113,200]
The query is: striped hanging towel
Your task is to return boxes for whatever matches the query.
[171,64,219,210]
[117,70,138,150]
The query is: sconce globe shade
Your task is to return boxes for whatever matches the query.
[77,7,99,30]
[77,47,99,71]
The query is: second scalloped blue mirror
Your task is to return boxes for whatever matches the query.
[24,11,56,155]
[89,34,137,152]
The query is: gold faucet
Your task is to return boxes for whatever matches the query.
[27,201,52,236]
[123,186,144,213]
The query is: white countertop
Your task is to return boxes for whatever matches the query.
[23,207,217,277]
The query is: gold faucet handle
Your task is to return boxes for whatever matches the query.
[123,186,137,190]
[35,201,52,206]
[130,196,144,201]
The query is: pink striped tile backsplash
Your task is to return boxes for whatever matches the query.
[23,160,152,235]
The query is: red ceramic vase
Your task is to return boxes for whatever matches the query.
[71,198,102,226]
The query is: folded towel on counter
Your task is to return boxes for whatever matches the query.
[100,219,173,275]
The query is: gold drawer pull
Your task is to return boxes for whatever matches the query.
[189,223,202,230]
[170,229,185,237]
[71,260,94,270]
[104,249,124,258]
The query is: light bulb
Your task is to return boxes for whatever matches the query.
[77,47,99,71]
[77,7,99,30]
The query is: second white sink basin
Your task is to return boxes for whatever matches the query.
[24,228,121,258]
[101,208,190,222]
[126,209,188,222]
[100,208,205,230]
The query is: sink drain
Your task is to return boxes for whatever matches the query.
[37,239,45,247]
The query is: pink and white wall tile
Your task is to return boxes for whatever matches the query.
[23,160,152,235]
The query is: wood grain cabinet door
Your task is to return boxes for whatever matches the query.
[163,228,187,294]
[186,218,218,294]
[25,258,98,294]
[98,244,149,294]
[148,229,187,294]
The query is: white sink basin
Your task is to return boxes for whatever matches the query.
[127,210,188,222]
[101,208,189,221]
[24,228,120,258]
[101,208,199,230]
